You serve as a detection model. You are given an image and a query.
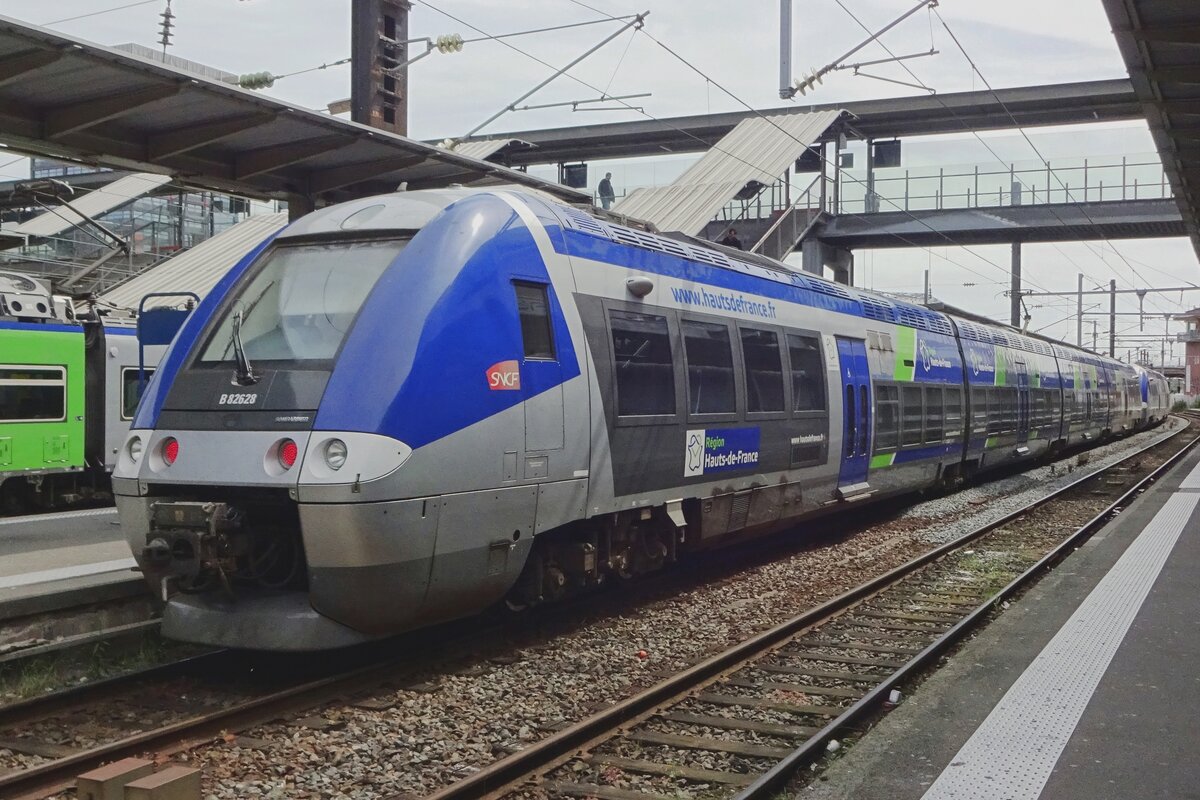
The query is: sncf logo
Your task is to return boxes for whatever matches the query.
[487,360,521,391]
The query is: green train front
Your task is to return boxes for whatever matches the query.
[0,272,156,512]
[0,302,85,505]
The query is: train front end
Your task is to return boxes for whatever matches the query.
[112,214,409,649]
[114,188,585,650]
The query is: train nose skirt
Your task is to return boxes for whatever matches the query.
[161,592,377,651]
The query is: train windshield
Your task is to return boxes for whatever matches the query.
[197,239,405,365]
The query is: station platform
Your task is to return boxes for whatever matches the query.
[0,508,144,621]
[801,440,1200,800]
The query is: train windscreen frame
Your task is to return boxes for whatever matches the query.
[196,238,407,368]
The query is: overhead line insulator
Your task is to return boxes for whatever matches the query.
[434,34,464,54]
[158,2,175,49]
[238,71,277,90]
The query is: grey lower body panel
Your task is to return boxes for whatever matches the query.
[309,560,435,635]
[162,591,376,651]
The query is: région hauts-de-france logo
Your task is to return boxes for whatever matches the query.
[684,427,761,477]
[486,360,521,391]
[967,346,995,378]
[685,431,705,476]
[918,340,952,372]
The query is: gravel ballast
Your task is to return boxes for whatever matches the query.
[135,424,1188,799]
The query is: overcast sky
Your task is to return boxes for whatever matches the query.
[1,0,1195,360]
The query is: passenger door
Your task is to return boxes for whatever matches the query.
[835,337,871,497]
[1015,359,1030,446]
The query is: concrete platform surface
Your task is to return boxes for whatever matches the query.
[0,507,143,620]
[0,507,121,564]
[800,443,1200,800]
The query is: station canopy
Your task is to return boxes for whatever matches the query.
[0,172,170,245]
[0,16,587,206]
[612,109,843,236]
[442,138,537,163]
[1104,0,1200,259]
[96,211,289,313]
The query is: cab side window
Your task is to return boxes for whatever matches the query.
[513,282,554,359]
[121,367,156,420]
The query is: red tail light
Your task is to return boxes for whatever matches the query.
[278,439,298,469]
[162,437,179,466]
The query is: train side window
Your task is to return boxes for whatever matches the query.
[971,387,988,434]
[1034,390,1045,425]
[513,282,555,359]
[121,367,156,420]
[845,385,856,457]
[944,387,962,438]
[859,385,869,455]
[1002,388,1017,433]
[986,388,1003,435]
[787,334,826,412]
[874,384,899,451]
[924,387,944,443]
[740,328,784,413]
[682,320,735,415]
[610,310,676,417]
[901,386,923,446]
[0,365,66,423]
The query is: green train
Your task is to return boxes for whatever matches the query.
[0,272,165,513]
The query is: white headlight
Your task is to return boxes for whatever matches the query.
[128,436,143,462]
[324,439,347,470]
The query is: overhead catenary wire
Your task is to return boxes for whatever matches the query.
[459,11,648,138]
[41,0,158,26]
[561,0,1085,304]
[430,0,1055,312]
[606,8,1060,296]
[603,26,638,97]
[556,1,1039,297]
[828,0,1104,299]
[931,6,1182,319]
[830,0,1187,331]
[387,12,644,75]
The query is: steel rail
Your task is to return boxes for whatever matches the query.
[0,619,161,667]
[0,655,398,800]
[4,421,1189,799]
[0,648,229,728]
[734,419,1200,800]
[0,588,599,798]
[404,420,1196,800]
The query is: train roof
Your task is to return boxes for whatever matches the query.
[541,193,1134,372]
[257,187,1139,374]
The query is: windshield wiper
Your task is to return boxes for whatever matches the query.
[232,309,258,386]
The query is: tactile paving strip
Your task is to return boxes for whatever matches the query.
[920,478,1200,800]
[1180,457,1200,490]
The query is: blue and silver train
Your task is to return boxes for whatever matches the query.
[112,188,1171,650]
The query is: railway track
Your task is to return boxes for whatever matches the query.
[0,421,1190,800]
[404,420,1198,800]
[0,624,479,800]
